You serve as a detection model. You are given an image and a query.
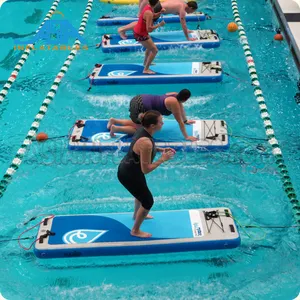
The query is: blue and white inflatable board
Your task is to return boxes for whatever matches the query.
[89,62,222,85]
[97,12,206,26]
[34,208,240,258]
[68,119,229,152]
[101,30,220,53]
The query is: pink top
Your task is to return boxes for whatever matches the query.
[133,4,153,36]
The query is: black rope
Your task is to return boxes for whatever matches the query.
[229,134,268,141]
[221,38,239,42]
[32,135,68,142]
[245,225,300,229]
[223,71,251,84]
[23,217,37,225]
[0,236,35,243]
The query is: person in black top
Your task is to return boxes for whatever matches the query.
[117,110,175,238]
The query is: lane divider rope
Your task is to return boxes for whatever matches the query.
[0,0,94,197]
[0,0,61,105]
[231,0,300,225]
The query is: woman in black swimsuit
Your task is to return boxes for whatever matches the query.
[117,110,175,238]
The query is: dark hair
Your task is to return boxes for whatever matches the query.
[187,1,198,10]
[177,89,191,102]
[149,0,159,7]
[140,110,161,128]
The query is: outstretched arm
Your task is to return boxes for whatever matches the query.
[171,102,198,141]
[179,9,189,40]
[179,8,196,41]
[179,102,195,124]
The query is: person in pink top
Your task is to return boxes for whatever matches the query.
[133,0,165,74]
[118,0,198,42]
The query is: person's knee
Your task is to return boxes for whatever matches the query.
[151,46,158,54]
[142,196,154,210]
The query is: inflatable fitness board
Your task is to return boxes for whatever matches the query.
[68,119,229,152]
[101,30,220,53]
[100,0,166,4]
[97,12,206,26]
[89,62,222,85]
[34,208,241,258]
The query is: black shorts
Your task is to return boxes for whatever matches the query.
[117,166,154,210]
[134,32,149,42]
[129,95,145,124]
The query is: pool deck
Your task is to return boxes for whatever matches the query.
[271,0,300,72]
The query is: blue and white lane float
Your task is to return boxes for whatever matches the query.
[101,30,220,53]
[89,61,222,85]
[68,119,229,152]
[97,12,206,26]
[34,208,240,258]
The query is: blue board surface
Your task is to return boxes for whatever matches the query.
[49,210,193,245]
[97,13,206,26]
[90,62,222,85]
[100,62,193,76]
[81,119,192,143]
[68,119,230,152]
[34,208,241,258]
[101,31,220,53]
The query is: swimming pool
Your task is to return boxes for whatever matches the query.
[0,0,299,298]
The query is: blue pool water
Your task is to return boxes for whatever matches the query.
[0,0,299,299]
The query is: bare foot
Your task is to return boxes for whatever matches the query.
[145,214,154,219]
[110,124,116,137]
[118,29,127,40]
[107,118,114,129]
[133,214,154,220]
[130,230,152,238]
[143,69,156,75]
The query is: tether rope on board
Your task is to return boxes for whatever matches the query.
[230,0,300,226]
[0,0,94,198]
[0,0,61,105]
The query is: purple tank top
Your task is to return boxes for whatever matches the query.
[142,94,176,115]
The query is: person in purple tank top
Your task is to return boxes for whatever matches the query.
[107,89,198,142]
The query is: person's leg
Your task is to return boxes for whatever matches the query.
[131,187,154,238]
[131,206,152,237]
[133,198,153,219]
[118,21,137,39]
[140,38,158,74]
[110,124,136,137]
[143,48,151,66]
[107,118,136,129]
[118,169,154,238]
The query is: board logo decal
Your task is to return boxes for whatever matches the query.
[108,70,136,77]
[63,229,107,244]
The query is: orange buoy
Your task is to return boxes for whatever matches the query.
[36,132,48,142]
[227,22,238,32]
[274,33,283,41]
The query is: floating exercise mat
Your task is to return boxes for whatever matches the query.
[34,207,240,258]
[89,61,222,85]
[68,119,229,152]
[100,30,220,52]
[101,0,162,4]
[97,12,206,26]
